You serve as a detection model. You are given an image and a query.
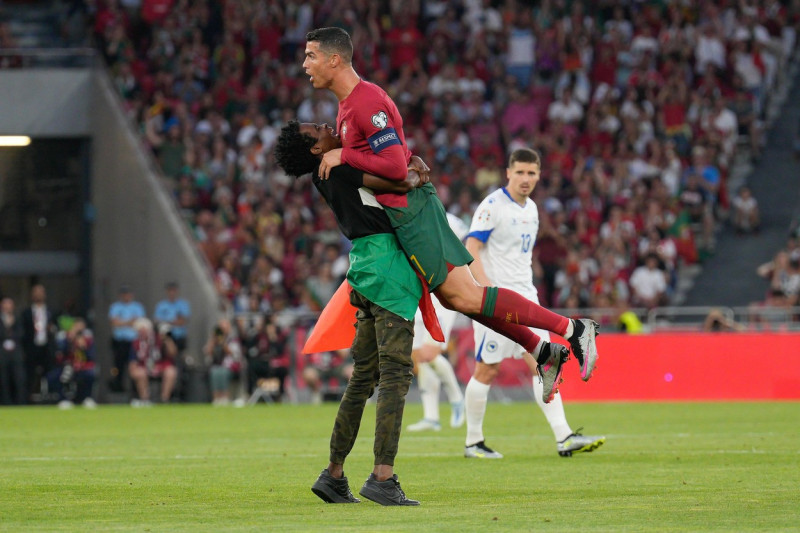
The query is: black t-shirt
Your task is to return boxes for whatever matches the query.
[312,164,394,240]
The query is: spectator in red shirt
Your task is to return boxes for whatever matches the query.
[384,14,423,76]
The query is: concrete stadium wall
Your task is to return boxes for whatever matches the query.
[449,330,800,401]
[0,67,223,400]
[0,69,92,135]
[90,70,224,399]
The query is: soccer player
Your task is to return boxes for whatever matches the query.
[406,213,468,433]
[278,120,576,406]
[275,122,421,506]
[302,27,600,389]
[464,148,605,459]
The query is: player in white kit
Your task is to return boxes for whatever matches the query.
[406,214,467,432]
[464,148,605,458]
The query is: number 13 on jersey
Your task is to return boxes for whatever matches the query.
[521,233,532,253]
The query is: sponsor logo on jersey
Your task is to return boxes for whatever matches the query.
[367,127,401,153]
[371,111,389,129]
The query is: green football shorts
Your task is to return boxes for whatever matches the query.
[388,192,473,291]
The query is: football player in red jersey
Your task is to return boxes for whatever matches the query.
[301,28,600,384]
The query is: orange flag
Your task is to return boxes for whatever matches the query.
[303,281,357,354]
[302,278,444,354]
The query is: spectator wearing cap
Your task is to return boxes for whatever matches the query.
[108,286,146,392]
[153,282,191,356]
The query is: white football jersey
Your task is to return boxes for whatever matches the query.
[468,187,539,293]
[445,212,469,242]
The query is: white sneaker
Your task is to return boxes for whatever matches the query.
[406,419,441,432]
[464,441,503,459]
[232,398,246,408]
[450,401,465,428]
[557,429,606,457]
[58,400,74,410]
[82,398,98,409]
[568,319,599,381]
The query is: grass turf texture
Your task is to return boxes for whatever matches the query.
[2,401,798,532]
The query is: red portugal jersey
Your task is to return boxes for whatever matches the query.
[338,79,411,207]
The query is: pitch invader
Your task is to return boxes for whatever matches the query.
[464,148,605,459]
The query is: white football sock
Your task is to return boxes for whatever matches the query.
[564,319,575,340]
[465,378,491,446]
[418,362,441,422]
[429,354,463,404]
[532,376,572,442]
[531,338,545,359]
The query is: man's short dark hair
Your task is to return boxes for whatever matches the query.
[508,148,541,168]
[274,120,319,177]
[306,27,353,64]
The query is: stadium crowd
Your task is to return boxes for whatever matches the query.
[0,284,97,407]
[91,0,798,329]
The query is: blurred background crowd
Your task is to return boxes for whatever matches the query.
[89,0,798,321]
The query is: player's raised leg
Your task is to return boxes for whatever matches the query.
[435,267,600,380]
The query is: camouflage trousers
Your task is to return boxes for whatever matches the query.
[329,289,415,466]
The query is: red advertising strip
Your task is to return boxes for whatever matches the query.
[452,331,800,401]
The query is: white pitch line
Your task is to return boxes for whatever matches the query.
[6,451,469,462]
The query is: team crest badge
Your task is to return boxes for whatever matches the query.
[486,341,498,352]
[340,121,347,141]
[371,111,388,129]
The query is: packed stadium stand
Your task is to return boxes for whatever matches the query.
[2,0,799,404]
[80,1,794,315]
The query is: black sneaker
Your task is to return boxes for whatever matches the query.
[311,469,361,503]
[359,474,420,506]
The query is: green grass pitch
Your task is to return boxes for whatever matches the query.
[2,401,798,532]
